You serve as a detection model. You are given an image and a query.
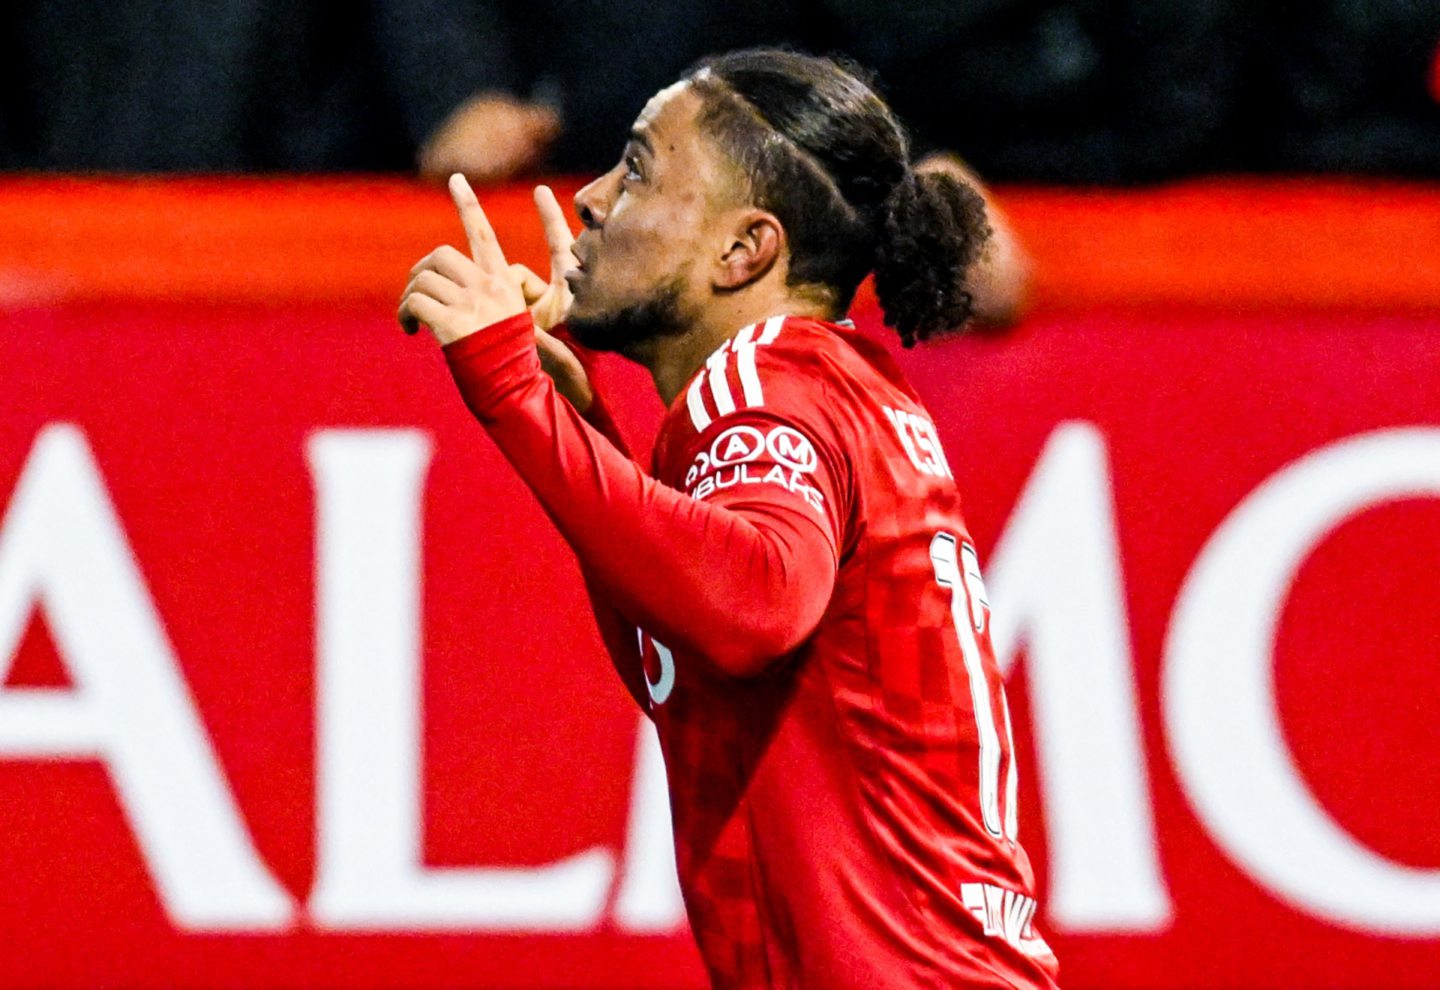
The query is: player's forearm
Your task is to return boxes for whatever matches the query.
[445,315,833,676]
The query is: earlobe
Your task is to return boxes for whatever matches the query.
[715,211,783,291]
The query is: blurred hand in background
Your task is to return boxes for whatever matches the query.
[418,94,561,185]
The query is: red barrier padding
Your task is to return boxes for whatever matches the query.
[2,177,1439,311]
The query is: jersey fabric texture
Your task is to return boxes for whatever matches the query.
[445,311,1060,990]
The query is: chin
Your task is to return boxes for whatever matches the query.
[565,292,599,325]
[566,277,690,356]
[566,281,613,327]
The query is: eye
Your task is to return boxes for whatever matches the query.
[623,154,644,183]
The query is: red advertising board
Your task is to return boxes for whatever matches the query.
[2,180,1439,989]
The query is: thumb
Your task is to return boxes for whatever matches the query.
[508,263,550,306]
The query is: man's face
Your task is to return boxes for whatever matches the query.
[566,82,738,354]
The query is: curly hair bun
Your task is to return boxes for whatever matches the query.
[874,169,992,347]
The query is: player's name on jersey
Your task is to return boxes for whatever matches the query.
[884,405,954,479]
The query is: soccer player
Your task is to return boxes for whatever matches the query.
[399,48,1059,990]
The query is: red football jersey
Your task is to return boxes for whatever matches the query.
[622,316,1057,989]
[446,310,1059,990]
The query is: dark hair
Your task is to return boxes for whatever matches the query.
[684,48,990,346]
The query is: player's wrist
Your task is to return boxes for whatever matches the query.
[444,311,544,416]
[442,310,534,357]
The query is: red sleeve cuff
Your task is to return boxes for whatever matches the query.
[443,311,542,419]
[442,310,535,363]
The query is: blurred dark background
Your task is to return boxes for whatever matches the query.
[1,0,1438,184]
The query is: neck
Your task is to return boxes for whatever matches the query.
[637,294,833,406]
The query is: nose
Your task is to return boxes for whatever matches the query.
[574,169,618,231]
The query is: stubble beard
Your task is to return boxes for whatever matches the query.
[567,275,693,363]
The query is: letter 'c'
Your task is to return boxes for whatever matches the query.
[1165,428,1440,935]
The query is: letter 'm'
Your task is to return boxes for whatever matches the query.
[987,422,1172,931]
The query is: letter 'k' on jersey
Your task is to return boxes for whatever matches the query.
[623,316,1056,989]
[444,312,1059,990]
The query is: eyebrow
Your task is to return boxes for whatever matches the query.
[628,129,655,155]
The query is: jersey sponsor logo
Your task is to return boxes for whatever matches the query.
[684,426,762,488]
[960,881,1053,959]
[683,424,824,512]
[691,464,825,513]
[883,405,954,479]
[766,426,818,473]
[709,425,766,467]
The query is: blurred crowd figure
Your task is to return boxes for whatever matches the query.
[2,0,1437,183]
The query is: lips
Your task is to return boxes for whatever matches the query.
[565,243,589,290]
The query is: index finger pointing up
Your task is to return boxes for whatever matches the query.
[448,173,507,270]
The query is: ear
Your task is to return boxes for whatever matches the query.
[713,209,783,291]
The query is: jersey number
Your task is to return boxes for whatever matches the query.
[930,533,1018,842]
[637,629,675,707]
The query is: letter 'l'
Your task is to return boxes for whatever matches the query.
[306,430,614,930]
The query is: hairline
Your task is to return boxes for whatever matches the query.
[681,68,868,312]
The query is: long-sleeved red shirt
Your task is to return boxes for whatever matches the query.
[446,313,835,677]
[445,311,1059,990]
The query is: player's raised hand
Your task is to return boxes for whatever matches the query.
[398,173,526,345]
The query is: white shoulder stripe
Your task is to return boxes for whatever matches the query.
[686,373,711,431]
[686,317,787,433]
[732,325,764,408]
[706,346,736,416]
